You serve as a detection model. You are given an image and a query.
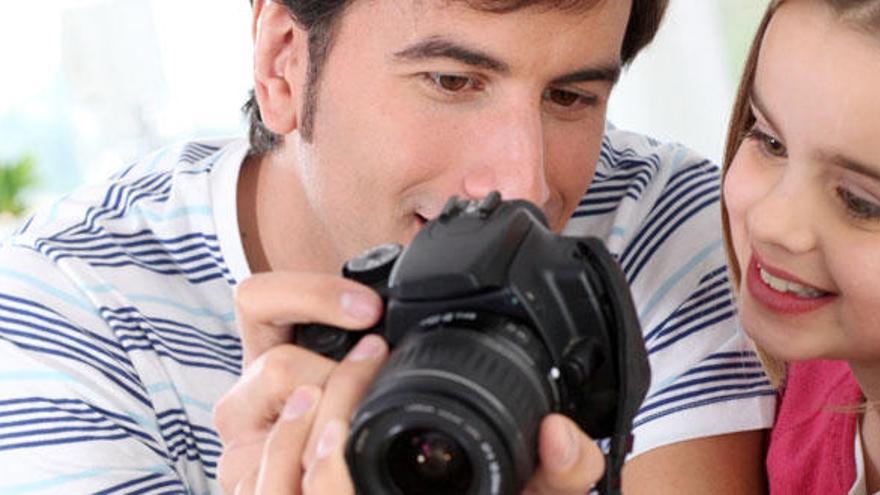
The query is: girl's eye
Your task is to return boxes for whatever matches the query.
[426,73,477,92]
[836,186,880,221]
[745,127,787,158]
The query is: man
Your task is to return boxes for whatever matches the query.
[0,0,773,493]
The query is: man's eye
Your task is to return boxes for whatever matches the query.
[545,88,582,107]
[427,73,475,92]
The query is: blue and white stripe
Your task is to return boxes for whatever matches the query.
[0,139,241,493]
[566,127,775,456]
[0,131,774,492]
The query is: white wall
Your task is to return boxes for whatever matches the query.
[609,0,768,165]
[0,0,766,199]
[0,0,253,194]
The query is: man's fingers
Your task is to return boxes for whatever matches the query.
[235,272,382,365]
[233,470,258,495]
[523,414,605,495]
[217,271,384,493]
[303,334,389,467]
[214,347,331,494]
[219,443,261,495]
[302,419,355,495]
[254,385,322,494]
[214,345,335,454]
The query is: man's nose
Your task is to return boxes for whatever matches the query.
[461,104,549,207]
[748,170,817,254]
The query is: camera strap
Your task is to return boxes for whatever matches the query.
[596,432,633,494]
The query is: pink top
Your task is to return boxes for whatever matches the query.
[767,360,863,494]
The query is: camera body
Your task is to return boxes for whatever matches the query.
[296,192,650,495]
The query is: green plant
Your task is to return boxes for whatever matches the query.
[0,154,38,216]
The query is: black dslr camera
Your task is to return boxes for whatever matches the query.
[296,192,650,495]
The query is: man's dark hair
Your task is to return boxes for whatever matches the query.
[244,0,669,155]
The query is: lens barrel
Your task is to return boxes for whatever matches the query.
[385,428,474,494]
[346,321,556,495]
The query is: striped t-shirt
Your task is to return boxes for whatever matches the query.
[0,128,775,493]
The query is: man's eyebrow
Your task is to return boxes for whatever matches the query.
[393,36,620,85]
[393,38,510,73]
[550,66,621,86]
[816,150,880,182]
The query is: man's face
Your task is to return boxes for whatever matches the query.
[297,0,631,265]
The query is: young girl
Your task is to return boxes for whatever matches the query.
[722,0,880,492]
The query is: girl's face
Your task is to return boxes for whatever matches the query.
[724,0,880,367]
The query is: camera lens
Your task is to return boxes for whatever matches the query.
[346,319,556,495]
[387,429,473,494]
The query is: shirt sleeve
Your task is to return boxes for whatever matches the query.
[564,128,776,457]
[0,242,191,494]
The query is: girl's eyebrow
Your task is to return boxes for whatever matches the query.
[814,150,880,183]
[749,91,880,181]
[749,89,783,136]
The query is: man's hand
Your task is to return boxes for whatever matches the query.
[214,271,606,494]
[214,271,386,494]
[524,414,606,495]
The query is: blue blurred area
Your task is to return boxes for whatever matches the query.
[0,74,81,195]
[0,0,252,210]
[0,0,765,213]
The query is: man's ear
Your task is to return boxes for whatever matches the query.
[251,0,263,40]
[252,1,308,136]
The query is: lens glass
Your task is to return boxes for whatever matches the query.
[386,429,473,494]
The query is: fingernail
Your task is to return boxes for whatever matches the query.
[341,290,380,322]
[281,387,314,420]
[316,420,342,459]
[557,423,579,469]
[347,334,384,362]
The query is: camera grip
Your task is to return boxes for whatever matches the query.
[295,323,364,361]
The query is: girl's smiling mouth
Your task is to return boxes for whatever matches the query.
[745,255,837,314]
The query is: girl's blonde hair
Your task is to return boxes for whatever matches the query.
[720,0,880,386]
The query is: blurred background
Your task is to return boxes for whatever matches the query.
[0,0,769,231]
